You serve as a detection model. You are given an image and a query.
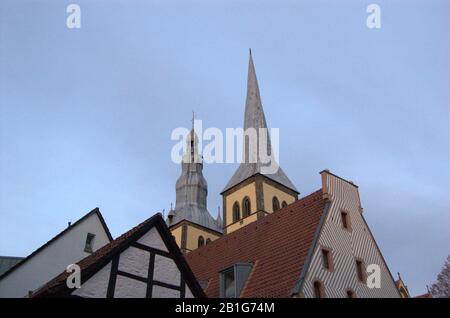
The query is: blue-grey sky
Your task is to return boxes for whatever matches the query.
[1,0,449,296]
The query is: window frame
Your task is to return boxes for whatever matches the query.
[355,258,366,283]
[272,196,280,212]
[321,247,334,272]
[242,197,251,218]
[232,202,240,223]
[340,210,352,231]
[84,233,96,253]
[313,280,326,298]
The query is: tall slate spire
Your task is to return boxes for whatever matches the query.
[222,51,298,193]
[167,126,222,233]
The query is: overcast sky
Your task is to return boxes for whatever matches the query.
[1,0,449,296]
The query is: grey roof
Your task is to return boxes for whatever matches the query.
[0,256,24,276]
[222,52,298,193]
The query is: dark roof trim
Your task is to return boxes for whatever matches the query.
[33,213,205,298]
[290,201,331,296]
[0,208,113,281]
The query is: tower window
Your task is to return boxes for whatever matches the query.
[346,289,356,298]
[84,233,95,253]
[341,211,351,231]
[206,238,212,245]
[281,201,288,208]
[242,197,251,217]
[355,259,366,282]
[198,236,205,248]
[232,202,240,222]
[321,248,333,271]
[313,280,326,298]
[272,196,280,212]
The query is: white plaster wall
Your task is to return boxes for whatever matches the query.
[72,262,111,298]
[185,285,194,298]
[0,213,111,298]
[152,285,180,298]
[137,227,168,251]
[114,275,147,298]
[153,254,180,286]
[118,246,149,278]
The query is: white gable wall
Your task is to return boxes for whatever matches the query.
[301,173,400,298]
[0,213,111,298]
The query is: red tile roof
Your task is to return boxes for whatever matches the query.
[185,189,327,298]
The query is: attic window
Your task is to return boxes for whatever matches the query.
[321,248,333,271]
[84,233,95,253]
[220,263,253,298]
[313,280,326,298]
[341,211,351,231]
[355,259,366,282]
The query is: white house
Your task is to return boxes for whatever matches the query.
[32,213,205,298]
[0,208,112,298]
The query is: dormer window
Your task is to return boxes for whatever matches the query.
[84,233,95,253]
[220,263,253,298]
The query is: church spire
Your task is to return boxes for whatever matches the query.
[222,51,298,193]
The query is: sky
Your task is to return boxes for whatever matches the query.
[0,0,449,296]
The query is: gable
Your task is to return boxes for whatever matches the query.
[33,214,204,298]
[297,172,400,298]
[0,208,111,298]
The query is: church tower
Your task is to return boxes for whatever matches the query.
[221,51,299,234]
[167,125,222,253]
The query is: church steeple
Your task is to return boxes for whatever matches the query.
[221,51,299,234]
[167,119,222,253]
[222,51,298,194]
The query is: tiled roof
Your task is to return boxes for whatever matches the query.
[33,213,205,298]
[185,189,327,298]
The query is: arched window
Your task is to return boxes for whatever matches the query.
[233,202,240,222]
[313,280,326,298]
[206,238,212,245]
[281,201,288,208]
[242,197,251,217]
[198,236,205,248]
[272,196,280,212]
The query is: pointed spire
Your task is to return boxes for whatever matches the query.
[244,50,268,133]
[221,51,298,194]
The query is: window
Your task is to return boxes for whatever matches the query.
[84,233,95,253]
[242,197,251,217]
[281,201,288,208]
[222,268,235,298]
[356,259,366,282]
[198,236,205,248]
[272,196,280,212]
[346,289,356,298]
[232,202,240,222]
[220,263,253,298]
[206,238,212,245]
[321,248,333,271]
[341,211,351,231]
[313,280,326,298]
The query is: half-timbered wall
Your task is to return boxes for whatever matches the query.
[72,227,194,298]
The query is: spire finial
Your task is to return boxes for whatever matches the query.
[249,48,252,56]
[191,111,195,131]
